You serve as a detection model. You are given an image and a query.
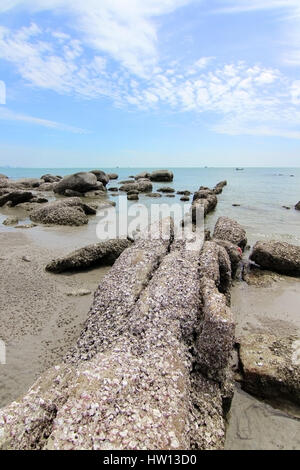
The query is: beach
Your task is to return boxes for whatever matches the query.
[0,167,299,449]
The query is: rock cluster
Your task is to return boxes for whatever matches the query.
[0,218,235,450]
[30,198,96,226]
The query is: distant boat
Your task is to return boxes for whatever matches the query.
[236,168,244,171]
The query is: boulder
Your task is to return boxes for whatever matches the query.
[213,181,227,195]
[250,240,300,276]
[46,239,132,273]
[213,217,247,251]
[127,193,139,201]
[41,174,62,183]
[135,171,150,180]
[145,193,162,198]
[177,190,191,196]
[15,178,43,188]
[214,239,242,277]
[108,187,119,192]
[199,241,232,301]
[3,216,19,226]
[295,201,300,211]
[120,180,152,193]
[180,196,190,202]
[149,170,174,182]
[158,187,175,193]
[0,190,34,207]
[107,173,118,180]
[191,193,218,221]
[30,198,96,226]
[90,170,109,187]
[239,334,300,406]
[36,182,57,192]
[197,277,235,382]
[54,172,99,195]
[64,189,83,197]
[119,180,135,184]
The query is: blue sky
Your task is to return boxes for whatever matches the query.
[0,0,300,167]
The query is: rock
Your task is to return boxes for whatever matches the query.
[135,171,150,180]
[3,216,19,226]
[191,192,218,221]
[54,172,99,195]
[46,239,132,273]
[107,173,118,180]
[64,189,83,197]
[239,334,300,406]
[149,170,174,182]
[15,178,43,188]
[214,239,242,278]
[232,204,240,207]
[0,221,234,450]
[213,181,227,195]
[66,289,92,297]
[213,217,247,251]
[166,194,175,198]
[180,196,190,201]
[242,266,283,287]
[36,182,57,192]
[41,174,62,183]
[282,206,290,210]
[84,188,106,197]
[108,187,118,192]
[0,190,34,207]
[30,198,96,226]
[158,187,175,193]
[197,277,235,382]
[127,189,139,195]
[0,174,8,179]
[295,202,300,211]
[97,201,116,210]
[199,241,232,302]
[145,192,162,198]
[30,197,48,204]
[127,193,139,201]
[120,180,152,193]
[15,223,37,229]
[119,180,135,184]
[21,256,31,263]
[250,240,300,276]
[90,170,109,186]
[177,190,191,196]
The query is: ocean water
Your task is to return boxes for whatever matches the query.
[1,167,300,246]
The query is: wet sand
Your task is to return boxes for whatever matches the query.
[0,230,109,407]
[226,277,300,449]
[0,209,300,449]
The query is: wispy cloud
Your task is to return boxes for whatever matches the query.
[0,1,300,140]
[0,107,89,133]
[0,0,195,76]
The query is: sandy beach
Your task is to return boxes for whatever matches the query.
[0,230,109,408]
[1,225,299,449]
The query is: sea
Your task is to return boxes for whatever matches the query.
[1,166,300,246]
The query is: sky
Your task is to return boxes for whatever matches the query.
[0,0,300,168]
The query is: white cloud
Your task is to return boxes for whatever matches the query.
[0,107,89,133]
[0,0,195,76]
[0,1,300,139]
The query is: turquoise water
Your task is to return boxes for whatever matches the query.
[1,167,300,246]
